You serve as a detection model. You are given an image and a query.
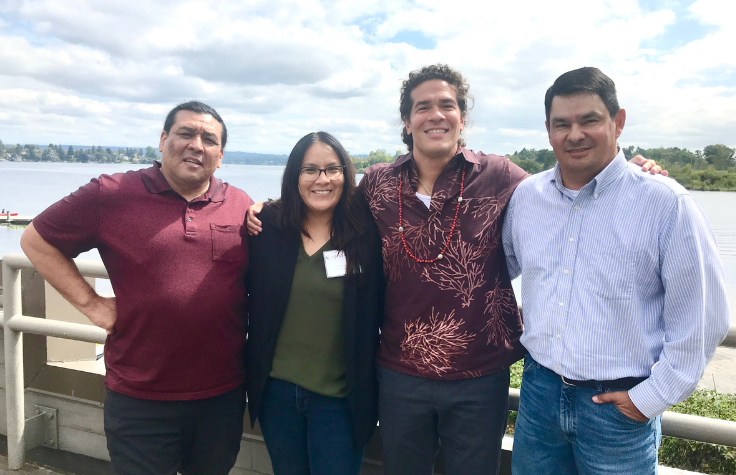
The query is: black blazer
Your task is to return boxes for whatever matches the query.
[245,199,384,448]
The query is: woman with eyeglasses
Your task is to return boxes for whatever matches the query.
[245,131,384,475]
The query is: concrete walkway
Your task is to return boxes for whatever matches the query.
[698,346,736,393]
[0,457,63,475]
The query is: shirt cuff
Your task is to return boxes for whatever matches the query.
[628,379,671,418]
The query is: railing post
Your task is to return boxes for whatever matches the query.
[3,258,26,469]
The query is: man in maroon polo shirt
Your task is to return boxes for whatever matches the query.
[21,101,253,475]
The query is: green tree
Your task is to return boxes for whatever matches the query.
[367,149,393,165]
[145,146,158,159]
[537,149,557,169]
[703,144,735,170]
[0,138,5,153]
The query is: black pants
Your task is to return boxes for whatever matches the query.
[104,386,246,475]
[378,366,510,475]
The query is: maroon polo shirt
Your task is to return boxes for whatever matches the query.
[361,147,529,379]
[33,163,253,400]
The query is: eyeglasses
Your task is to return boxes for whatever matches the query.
[299,166,345,182]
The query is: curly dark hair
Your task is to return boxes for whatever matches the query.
[399,64,473,151]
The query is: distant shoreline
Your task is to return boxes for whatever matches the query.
[3,159,735,193]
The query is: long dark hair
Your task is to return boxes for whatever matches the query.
[266,131,374,276]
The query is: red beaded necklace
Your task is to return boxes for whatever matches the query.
[398,167,466,263]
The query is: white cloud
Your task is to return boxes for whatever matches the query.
[0,0,734,154]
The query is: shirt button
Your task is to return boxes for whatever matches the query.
[556,334,561,338]
[554,364,560,370]
[187,217,193,222]
[564,270,569,274]
[594,194,599,198]
[574,206,580,210]
[559,302,564,306]
[568,237,574,242]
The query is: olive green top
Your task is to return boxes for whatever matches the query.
[269,240,347,397]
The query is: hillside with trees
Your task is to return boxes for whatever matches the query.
[506,144,736,191]
[3,139,734,191]
[0,142,158,164]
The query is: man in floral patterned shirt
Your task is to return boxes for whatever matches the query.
[358,64,528,475]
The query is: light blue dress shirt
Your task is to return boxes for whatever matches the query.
[502,149,730,418]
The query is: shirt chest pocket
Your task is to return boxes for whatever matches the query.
[583,247,639,300]
[211,223,246,263]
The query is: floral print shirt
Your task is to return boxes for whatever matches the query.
[360,147,529,379]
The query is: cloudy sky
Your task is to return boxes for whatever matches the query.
[1,0,734,156]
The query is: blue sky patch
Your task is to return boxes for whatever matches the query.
[350,14,387,40]
[676,67,736,88]
[387,30,436,50]
[639,0,716,53]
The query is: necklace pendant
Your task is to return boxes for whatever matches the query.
[398,226,404,232]
[437,253,443,259]
[458,196,463,202]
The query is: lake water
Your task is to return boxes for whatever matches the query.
[1,162,735,316]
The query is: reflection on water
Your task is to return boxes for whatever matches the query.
[1,162,735,315]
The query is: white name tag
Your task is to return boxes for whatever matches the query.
[323,250,347,278]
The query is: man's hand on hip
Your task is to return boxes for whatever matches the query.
[592,390,648,422]
[83,296,117,334]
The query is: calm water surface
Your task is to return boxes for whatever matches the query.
[1,162,735,314]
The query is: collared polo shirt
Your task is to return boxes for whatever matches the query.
[360,147,529,379]
[33,163,254,400]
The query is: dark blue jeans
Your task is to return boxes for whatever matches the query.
[512,354,661,474]
[258,378,363,475]
[377,366,510,475]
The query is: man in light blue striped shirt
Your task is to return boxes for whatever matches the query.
[503,67,730,474]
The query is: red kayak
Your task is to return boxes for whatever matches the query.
[2,212,18,216]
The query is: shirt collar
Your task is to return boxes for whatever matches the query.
[390,145,480,169]
[141,161,225,202]
[550,147,627,197]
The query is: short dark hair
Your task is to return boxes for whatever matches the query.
[399,64,473,151]
[269,132,372,275]
[544,67,620,123]
[163,101,228,150]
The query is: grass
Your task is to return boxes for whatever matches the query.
[660,389,736,474]
[505,360,523,434]
[0,223,27,229]
[505,362,736,473]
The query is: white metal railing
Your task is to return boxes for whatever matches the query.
[2,253,108,469]
[2,252,736,470]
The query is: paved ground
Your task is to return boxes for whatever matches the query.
[698,346,736,393]
[0,457,65,475]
